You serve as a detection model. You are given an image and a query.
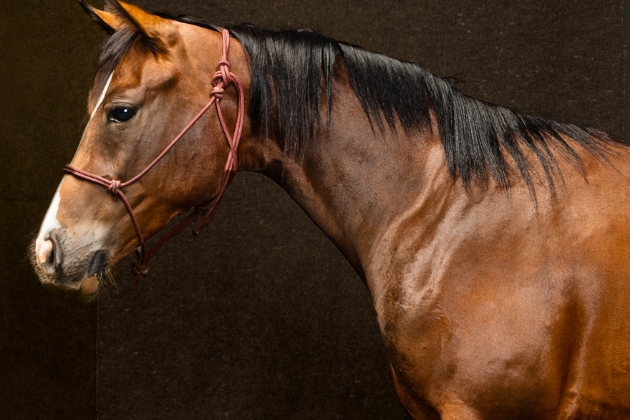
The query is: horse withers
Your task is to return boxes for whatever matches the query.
[31,1,630,418]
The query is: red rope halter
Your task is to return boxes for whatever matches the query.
[64,28,245,284]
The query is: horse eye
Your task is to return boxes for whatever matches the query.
[107,106,137,123]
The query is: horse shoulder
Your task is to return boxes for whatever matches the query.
[366,147,630,417]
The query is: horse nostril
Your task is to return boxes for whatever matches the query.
[37,239,54,266]
[37,232,63,278]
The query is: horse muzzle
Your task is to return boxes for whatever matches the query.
[32,228,109,292]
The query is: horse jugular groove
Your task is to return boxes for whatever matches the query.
[32,1,630,418]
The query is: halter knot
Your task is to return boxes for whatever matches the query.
[108,180,122,195]
[132,263,149,277]
[211,84,225,99]
[211,59,232,100]
[217,60,231,82]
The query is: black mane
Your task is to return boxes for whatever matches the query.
[96,13,616,193]
[226,24,615,193]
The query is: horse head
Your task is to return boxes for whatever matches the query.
[32,1,256,294]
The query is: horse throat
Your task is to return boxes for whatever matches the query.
[255,88,450,286]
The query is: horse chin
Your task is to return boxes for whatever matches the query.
[78,275,101,300]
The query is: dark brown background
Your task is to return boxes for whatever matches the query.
[0,0,625,419]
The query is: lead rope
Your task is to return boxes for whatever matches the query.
[63,28,245,284]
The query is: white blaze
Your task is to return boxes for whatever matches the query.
[78,71,115,152]
[35,72,114,257]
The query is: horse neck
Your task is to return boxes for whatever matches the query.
[251,79,453,284]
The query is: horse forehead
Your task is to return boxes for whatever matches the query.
[110,54,180,96]
[114,44,151,83]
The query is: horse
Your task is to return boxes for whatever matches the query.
[30,1,630,418]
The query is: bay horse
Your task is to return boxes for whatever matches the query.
[31,1,630,418]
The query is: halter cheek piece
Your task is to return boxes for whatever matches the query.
[64,29,245,284]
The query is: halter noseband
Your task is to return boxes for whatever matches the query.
[64,28,245,284]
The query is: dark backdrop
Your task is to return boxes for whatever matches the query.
[0,1,624,419]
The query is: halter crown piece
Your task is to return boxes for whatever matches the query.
[64,29,245,284]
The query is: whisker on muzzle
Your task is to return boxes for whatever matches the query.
[28,238,53,285]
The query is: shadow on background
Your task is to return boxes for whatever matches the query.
[0,0,624,419]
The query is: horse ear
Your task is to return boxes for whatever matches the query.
[108,0,177,52]
[79,0,126,34]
